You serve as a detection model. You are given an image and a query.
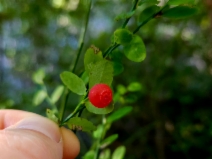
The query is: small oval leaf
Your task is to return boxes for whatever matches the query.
[100,134,119,149]
[107,106,133,123]
[112,146,126,159]
[60,71,86,95]
[114,29,133,45]
[67,117,96,132]
[50,85,64,104]
[123,35,146,62]
[162,6,198,19]
[89,60,113,88]
[85,100,114,115]
[84,46,103,73]
[33,90,47,106]
[127,82,143,92]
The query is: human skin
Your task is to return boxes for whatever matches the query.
[0,110,80,159]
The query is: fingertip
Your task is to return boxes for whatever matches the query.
[61,127,80,159]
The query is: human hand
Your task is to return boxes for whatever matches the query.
[0,109,80,159]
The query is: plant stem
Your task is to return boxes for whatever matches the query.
[94,115,106,159]
[104,5,167,57]
[122,0,139,28]
[59,0,92,124]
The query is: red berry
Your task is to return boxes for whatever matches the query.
[88,83,113,108]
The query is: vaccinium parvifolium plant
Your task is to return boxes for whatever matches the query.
[32,0,198,158]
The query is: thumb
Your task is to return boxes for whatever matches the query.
[0,110,79,159]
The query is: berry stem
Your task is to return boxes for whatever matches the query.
[59,0,92,124]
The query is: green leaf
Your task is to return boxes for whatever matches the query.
[84,46,103,73]
[32,68,45,85]
[33,90,47,106]
[168,0,195,5]
[50,85,64,104]
[85,100,114,115]
[112,146,126,159]
[113,62,124,76]
[83,150,95,159]
[107,106,133,123]
[93,125,104,139]
[127,82,143,92]
[117,84,127,95]
[100,134,119,149]
[66,117,96,132]
[138,0,158,5]
[114,29,133,45]
[89,60,113,88]
[162,6,198,19]
[123,35,146,62]
[60,71,86,95]
[100,149,111,159]
[115,11,135,21]
[81,71,89,84]
[46,109,58,123]
[139,5,160,23]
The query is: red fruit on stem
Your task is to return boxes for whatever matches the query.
[88,83,113,108]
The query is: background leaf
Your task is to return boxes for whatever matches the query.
[127,82,143,92]
[32,90,47,106]
[162,6,198,19]
[85,100,114,114]
[32,68,45,85]
[60,71,86,95]
[66,117,96,132]
[123,35,146,62]
[89,60,113,88]
[112,146,126,159]
[139,5,160,23]
[99,149,111,159]
[107,106,133,123]
[50,85,64,104]
[100,134,119,149]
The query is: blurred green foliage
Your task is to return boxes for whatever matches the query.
[0,0,212,159]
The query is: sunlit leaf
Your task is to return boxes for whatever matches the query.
[107,106,133,123]
[112,146,126,159]
[60,71,86,95]
[32,68,45,85]
[127,82,143,92]
[84,46,103,73]
[33,90,47,106]
[89,60,113,88]
[114,28,133,45]
[123,35,146,62]
[83,150,95,159]
[50,85,64,104]
[66,117,96,132]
